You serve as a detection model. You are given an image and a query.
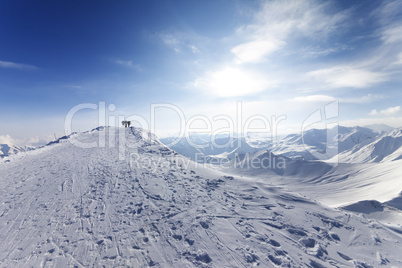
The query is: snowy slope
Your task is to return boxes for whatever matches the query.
[340,192,402,227]
[1,127,402,267]
[341,200,402,227]
[224,151,402,227]
[225,149,333,178]
[226,153,402,208]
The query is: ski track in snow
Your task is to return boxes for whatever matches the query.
[0,127,401,267]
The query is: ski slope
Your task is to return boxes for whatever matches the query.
[1,127,402,267]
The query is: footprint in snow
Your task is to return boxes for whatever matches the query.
[199,221,209,229]
[172,234,182,240]
[268,239,281,247]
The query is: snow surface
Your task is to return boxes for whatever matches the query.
[1,127,402,267]
[341,200,402,227]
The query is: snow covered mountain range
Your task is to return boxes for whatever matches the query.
[0,144,35,158]
[162,125,402,226]
[160,125,394,163]
[2,124,394,162]
[160,135,258,163]
[1,126,402,266]
[335,127,402,163]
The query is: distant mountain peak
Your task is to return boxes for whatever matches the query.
[0,143,35,158]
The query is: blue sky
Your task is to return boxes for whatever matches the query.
[1,0,402,145]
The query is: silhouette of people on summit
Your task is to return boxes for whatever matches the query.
[121,121,131,127]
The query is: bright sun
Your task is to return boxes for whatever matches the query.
[195,67,273,97]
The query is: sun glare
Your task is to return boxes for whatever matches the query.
[196,67,272,97]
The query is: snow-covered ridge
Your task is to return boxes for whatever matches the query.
[269,125,379,160]
[336,127,402,163]
[46,126,160,146]
[1,126,402,267]
[0,144,35,158]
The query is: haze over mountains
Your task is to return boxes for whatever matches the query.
[1,125,402,267]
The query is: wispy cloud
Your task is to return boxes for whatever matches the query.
[158,32,181,53]
[292,95,336,102]
[376,1,402,43]
[231,40,284,63]
[231,0,350,63]
[306,66,387,89]
[342,94,385,104]
[381,25,402,44]
[367,1,402,70]
[393,52,402,65]
[369,106,401,116]
[292,94,385,104]
[189,45,200,54]
[157,32,203,55]
[159,33,180,47]
[0,60,38,70]
[299,44,351,58]
[295,1,401,92]
[112,59,142,71]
